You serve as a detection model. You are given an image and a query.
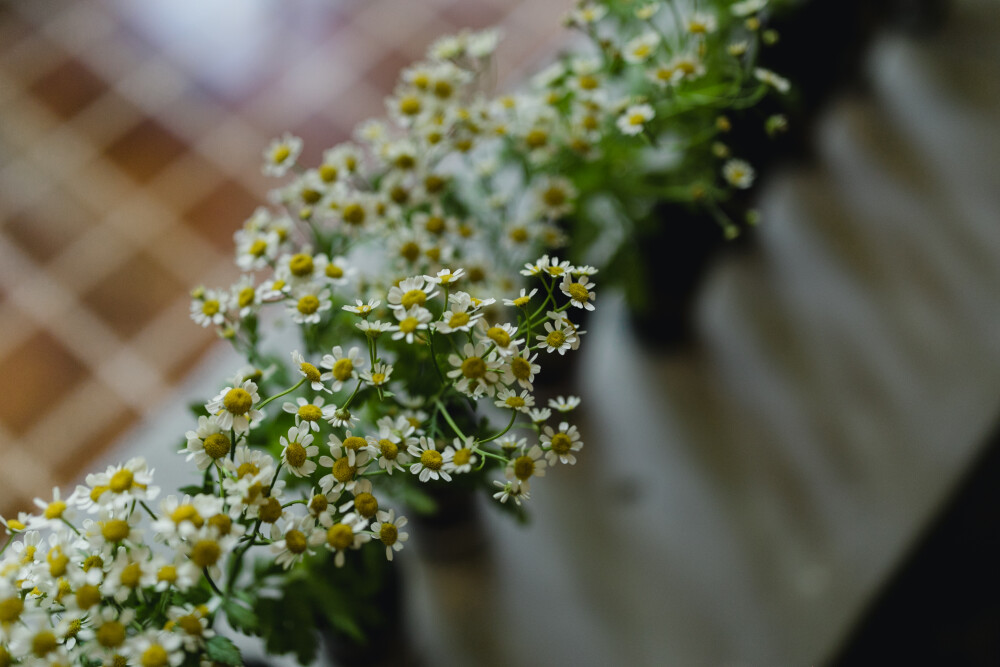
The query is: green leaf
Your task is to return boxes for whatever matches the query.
[178,485,207,497]
[204,636,242,666]
[223,599,260,636]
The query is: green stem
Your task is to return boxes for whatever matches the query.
[258,378,306,410]
[138,501,159,521]
[477,410,518,446]
[60,518,81,537]
[204,569,224,596]
[435,399,467,439]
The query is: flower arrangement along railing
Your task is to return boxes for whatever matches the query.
[0,2,794,666]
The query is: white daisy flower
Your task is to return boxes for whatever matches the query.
[281,425,319,478]
[320,345,365,392]
[424,267,465,286]
[528,407,552,423]
[492,480,530,506]
[541,421,584,466]
[387,276,438,312]
[560,273,597,310]
[270,517,320,570]
[536,316,578,355]
[447,342,500,397]
[391,306,432,343]
[262,132,303,177]
[166,604,216,651]
[28,487,74,531]
[342,298,381,316]
[318,512,369,567]
[478,322,523,357]
[754,67,791,93]
[548,395,581,412]
[623,32,661,64]
[205,380,263,435]
[184,415,233,470]
[723,158,756,189]
[505,444,547,491]
[83,457,160,512]
[495,387,535,413]
[371,509,409,561]
[282,395,332,432]
[443,436,478,474]
[123,628,185,667]
[617,103,655,136]
[502,351,541,390]
[360,362,393,388]
[291,349,328,394]
[190,288,229,328]
[687,11,718,34]
[318,435,370,494]
[288,285,332,325]
[502,287,538,308]
[408,437,453,483]
[366,420,416,475]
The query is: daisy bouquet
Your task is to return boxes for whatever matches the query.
[0,1,797,665]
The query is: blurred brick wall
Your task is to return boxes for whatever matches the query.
[0,0,571,517]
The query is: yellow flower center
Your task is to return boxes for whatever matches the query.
[236,462,259,479]
[249,239,268,257]
[203,433,231,460]
[0,597,23,623]
[309,494,328,515]
[190,540,221,568]
[332,457,356,483]
[424,215,445,234]
[425,174,446,193]
[420,450,444,471]
[208,514,232,535]
[343,436,366,451]
[543,186,567,208]
[487,327,511,347]
[177,615,202,635]
[319,164,338,182]
[224,388,253,415]
[629,113,646,126]
[284,529,308,555]
[342,203,366,225]
[399,317,419,334]
[354,492,378,518]
[31,630,57,657]
[452,448,472,466]
[512,295,531,307]
[97,621,126,648]
[288,253,314,278]
[157,565,177,583]
[44,500,67,520]
[332,358,354,382]
[300,362,321,383]
[300,187,321,204]
[297,295,321,315]
[109,469,134,493]
[399,95,422,115]
[101,519,130,542]
[76,583,103,610]
[448,312,470,328]
[47,546,69,578]
[510,357,532,380]
[509,227,529,243]
[401,289,427,309]
[379,523,398,546]
[370,373,386,385]
[5,518,24,531]
[238,287,256,308]
[201,300,220,316]
[400,241,421,263]
[271,145,291,164]
[550,433,572,455]
[505,396,526,409]
[141,645,169,667]
[120,562,141,588]
[513,456,535,480]
[461,356,486,379]
[526,129,548,148]
[285,442,308,468]
[259,497,282,524]
[568,283,590,302]
[578,74,599,90]
[83,555,103,571]
[378,439,399,460]
[298,404,323,421]
[546,330,567,348]
[326,264,344,279]
[433,80,453,99]
[327,524,354,550]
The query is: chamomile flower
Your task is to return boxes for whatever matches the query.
[528,407,552,423]
[503,287,538,308]
[184,415,233,470]
[541,421,584,465]
[505,445,547,491]
[360,362,393,388]
[270,517,319,570]
[495,387,535,413]
[723,158,755,189]
[635,3,660,20]
[623,32,661,64]
[29,488,74,530]
[190,289,228,328]
[478,322,523,356]
[447,342,500,397]
[205,380,263,435]
[387,276,438,312]
[371,509,409,561]
[548,395,581,412]
[83,458,160,511]
[357,319,393,337]
[391,306,432,343]
[503,351,541,390]
[318,437,370,494]
[435,293,482,334]
[568,3,608,25]
[492,480,530,506]
[280,425,319,478]
[318,512,369,567]
[534,177,577,219]
[443,436,478,474]
[536,316,578,355]
[687,12,718,34]
[408,437,453,483]
[617,103,655,136]
[288,285,332,325]
[560,273,597,310]
[282,395,333,431]
[342,298,381,316]
[424,266,465,286]
[754,67,791,93]
[262,132,303,177]
[320,345,365,392]
[366,422,415,475]
[166,604,215,651]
